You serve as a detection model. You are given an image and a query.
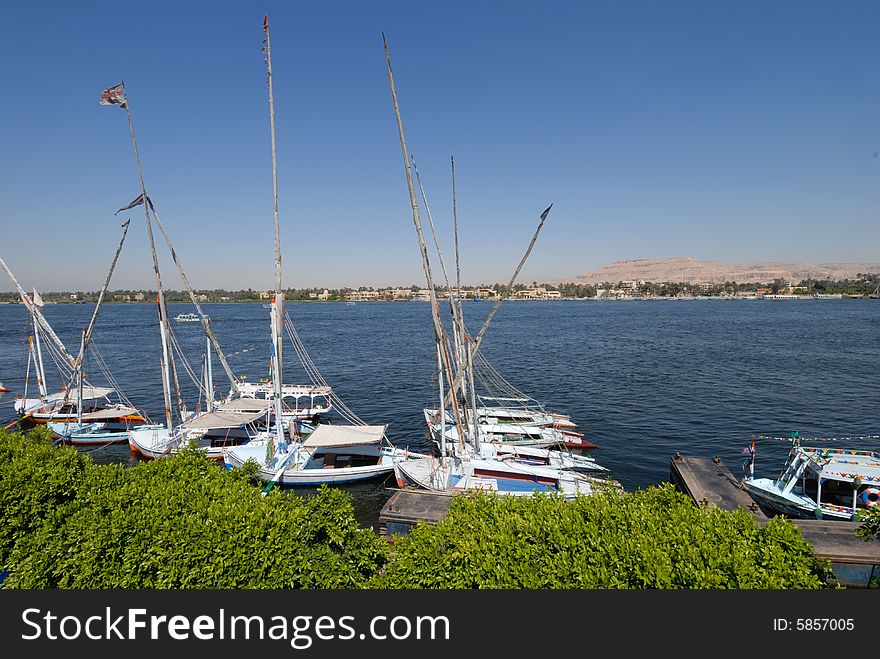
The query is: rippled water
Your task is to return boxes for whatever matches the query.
[1,299,879,524]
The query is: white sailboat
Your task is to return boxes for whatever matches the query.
[2,254,147,437]
[382,36,616,498]
[223,17,428,490]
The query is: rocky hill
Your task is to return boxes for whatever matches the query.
[567,257,880,285]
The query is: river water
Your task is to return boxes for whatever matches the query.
[1,299,878,526]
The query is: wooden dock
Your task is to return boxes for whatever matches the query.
[378,489,453,539]
[670,453,880,588]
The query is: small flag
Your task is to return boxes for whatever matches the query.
[100,83,127,108]
[114,193,153,215]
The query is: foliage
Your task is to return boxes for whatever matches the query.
[0,432,388,588]
[854,506,880,543]
[0,431,838,589]
[0,427,86,567]
[373,484,832,589]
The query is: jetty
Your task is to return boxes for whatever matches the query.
[670,453,880,588]
[378,488,452,538]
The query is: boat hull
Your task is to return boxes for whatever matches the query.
[223,444,402,485]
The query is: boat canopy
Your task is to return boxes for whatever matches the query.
[81,406,140,420]
[217,398,273,412]
[179,409,266,430]
[303,424,387,449]
[811,451,880,485]
[45,386,114,401]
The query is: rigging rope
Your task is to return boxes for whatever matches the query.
[282,312,366,426]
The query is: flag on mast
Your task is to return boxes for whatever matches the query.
[114,193,153,215]
[99,82,127,108]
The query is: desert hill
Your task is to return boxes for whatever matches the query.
[567,257,880,285]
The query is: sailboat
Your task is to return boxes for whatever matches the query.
[43,220,156,445]
[382,35,616,498]
[2,255,147,436]
[0,382,8,393]
[223,17,429,490]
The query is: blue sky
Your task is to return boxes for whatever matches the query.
[1,1,878,291]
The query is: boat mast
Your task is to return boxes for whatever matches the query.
[118,87,179,430]
[63,219,131,405]
[436,343,447,457]
[451,158,480,451]
[264,16,286,452]
[32,311,48,398]
[409,156,467,446]
[75,327,85,425]
[206,336,215,412]
[384,35,467,453]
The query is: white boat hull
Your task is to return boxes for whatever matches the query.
[224,443,429,486]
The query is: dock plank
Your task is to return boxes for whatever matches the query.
[378,489,452,538]
[669,453,766,520]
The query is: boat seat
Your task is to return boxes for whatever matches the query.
[322,453,336,469]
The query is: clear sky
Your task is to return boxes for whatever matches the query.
[1,1,878,292]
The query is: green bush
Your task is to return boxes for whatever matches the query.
[373,484,832,589]
[0,430,834,589]
[1,432,388,588]
[0,427,86,567]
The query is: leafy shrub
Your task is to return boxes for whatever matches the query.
[0,430,835,589]
[0,427,86,567]
[373,484,832,589]
[855,506,880,543]
[1,434,388,588]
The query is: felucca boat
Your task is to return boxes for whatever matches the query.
[222,17,429,490]
[382,35,616,498]
[1,253,147,439]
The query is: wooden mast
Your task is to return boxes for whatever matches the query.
[450,158,481,451]
[409,155,467,447]
[118,91,179,430]
[264,15,287,452]
[383,34,465,455]
[63,220,131,405]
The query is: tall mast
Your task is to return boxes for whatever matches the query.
[410,155,467,442]
[206,336,215,412]
[32,313,48,398]
[384,35,466,452]
[63,220,131,403]
[75,327,85,425]
[436,343,447,457]
[106,82,179,429]
[451,158,480,450]
[264,16,286,450]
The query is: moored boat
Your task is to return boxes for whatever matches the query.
[224,424,430,486]
[743,439,880,520]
